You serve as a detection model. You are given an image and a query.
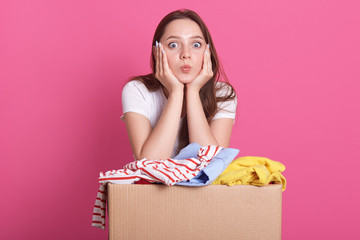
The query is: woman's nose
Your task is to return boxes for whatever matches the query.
[180,46,191,59]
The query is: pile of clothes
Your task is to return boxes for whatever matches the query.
[92,143,287,229]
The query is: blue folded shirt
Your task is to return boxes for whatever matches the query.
[174,143,239,186]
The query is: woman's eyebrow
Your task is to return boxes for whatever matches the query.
[166,35,205,40]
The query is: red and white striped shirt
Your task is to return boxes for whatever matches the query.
[92,145,222,229]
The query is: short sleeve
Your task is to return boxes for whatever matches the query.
[212,82,237,123]
[120,80,151,121]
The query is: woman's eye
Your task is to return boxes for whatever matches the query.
[193,42,202,48]
[168,42,178,48]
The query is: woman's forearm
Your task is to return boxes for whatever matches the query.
[139,90,184,159]
[186,88,219,146]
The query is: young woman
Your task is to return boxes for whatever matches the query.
[121,9,237,160]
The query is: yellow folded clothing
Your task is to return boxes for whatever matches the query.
[212,156,287,191]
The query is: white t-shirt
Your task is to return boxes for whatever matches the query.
[120,79,237,158]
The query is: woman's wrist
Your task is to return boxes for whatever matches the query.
[169,85,184,95]
[169,87,184,97]
[186,85,200,95]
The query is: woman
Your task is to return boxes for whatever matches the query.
[121,9,237,160]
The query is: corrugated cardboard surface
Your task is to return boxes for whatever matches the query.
[108,184,282,240]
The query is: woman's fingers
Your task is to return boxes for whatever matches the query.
[206,44,213,77]
[160,43,174,79]
[154,41,183,93]
[203,46,208,72]
[155,42,160,76]
[162,45,171,73]
[158,42,163,76]
[155,41,165,79]
[200,44,210,76]
[161,44,178,81]
[196,44,213,83]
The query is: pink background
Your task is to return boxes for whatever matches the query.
[1,0,359,239]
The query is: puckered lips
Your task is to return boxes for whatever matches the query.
[181,64,191,73]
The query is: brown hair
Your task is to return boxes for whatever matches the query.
[127,9,236,155]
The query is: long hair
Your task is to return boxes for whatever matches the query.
[128,9,236,155]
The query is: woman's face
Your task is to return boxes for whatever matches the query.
[160,19,207,84]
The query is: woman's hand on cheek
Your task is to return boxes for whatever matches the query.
[186,44,213,92]
[154,42,184,94]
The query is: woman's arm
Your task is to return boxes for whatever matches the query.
[186,89,234,148]
[124,90,184,160]
[124,42,184,160]
[185,44,234,148]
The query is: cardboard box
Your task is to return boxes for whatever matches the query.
[108,184,282,240]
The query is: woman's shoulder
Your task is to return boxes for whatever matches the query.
[123,79,147,90]
[123,79,153,96]
[122,78,164,102]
